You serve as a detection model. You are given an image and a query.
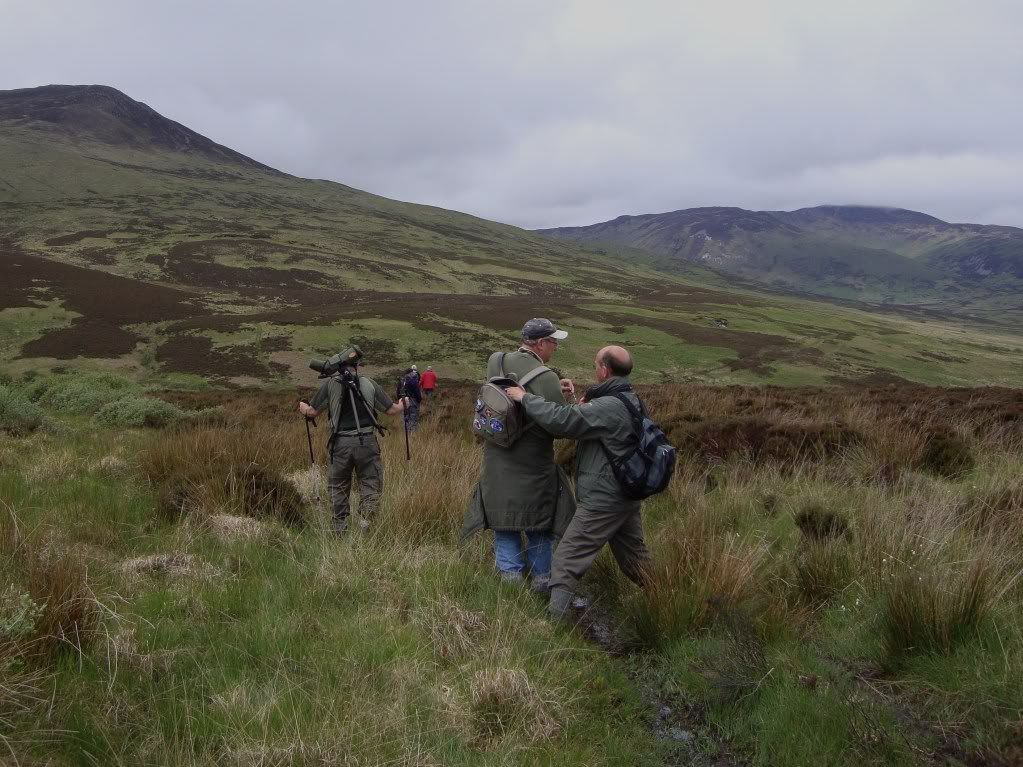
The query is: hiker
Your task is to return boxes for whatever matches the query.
[410,365,421,384]
[506,345,652,617]
[463,318,577,592]
[398,367,422,432]
[298,364,409,535]
[420,366,438,400]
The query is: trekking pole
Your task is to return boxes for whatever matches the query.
[402,398,411,461]
[305,417,316,464]
[300,400,321,502]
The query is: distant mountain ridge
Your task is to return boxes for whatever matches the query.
[0,84,280,174]
[537,205,1023,308]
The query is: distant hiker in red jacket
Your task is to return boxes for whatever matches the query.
[420,366,438,400]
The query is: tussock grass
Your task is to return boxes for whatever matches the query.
[627,505,770,645]
[3,381,1023,765]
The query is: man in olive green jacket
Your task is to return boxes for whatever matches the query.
[507,345,651,617]
[462,318,577,592]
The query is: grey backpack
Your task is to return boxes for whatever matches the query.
[471,352,550,448]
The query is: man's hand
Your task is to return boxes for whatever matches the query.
[385,396,409,416]
[506,386,526,402]
[298,400,318,418]
[559,378,576,399]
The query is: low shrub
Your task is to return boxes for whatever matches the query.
[94,396,184,428]
[678,417,861,467]
[26,372,136,415]
[0,384,44,436]
[1,585,45,646]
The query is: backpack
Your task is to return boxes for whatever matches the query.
[471,352,551,448]
[600,391,677,500]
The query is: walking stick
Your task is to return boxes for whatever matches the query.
[301,401,321,502]
[305,417,316,463]
[402,399,411,462]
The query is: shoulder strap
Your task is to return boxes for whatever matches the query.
[359,376,377,407]
[609,392,644,436]
[517,364,551,390]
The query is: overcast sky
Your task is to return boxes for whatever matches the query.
[3,0,1022,228]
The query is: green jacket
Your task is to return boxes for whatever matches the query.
[462,349,576,537]
[519,376,642,514]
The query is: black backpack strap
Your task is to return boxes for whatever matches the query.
[611,391,644,435]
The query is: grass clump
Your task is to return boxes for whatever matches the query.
[22,542,100,657]
[469,667,562,746]
[880,557,994,662]
[793,541,854,606]
[628,508,767,645]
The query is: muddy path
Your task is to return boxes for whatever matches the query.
[566,593,752,767]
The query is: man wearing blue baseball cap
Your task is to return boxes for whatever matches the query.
[463,318,577,593]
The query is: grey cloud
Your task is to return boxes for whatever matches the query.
[3,0,1022,228]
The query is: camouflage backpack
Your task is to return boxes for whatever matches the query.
[471,352,550,448]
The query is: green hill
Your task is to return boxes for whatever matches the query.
[537,205,1023,315]
[2,85,1022,387]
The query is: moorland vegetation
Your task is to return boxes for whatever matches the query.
[4,85,1023,389]
[1,374,1022,766]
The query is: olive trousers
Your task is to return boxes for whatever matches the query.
[550,504,651,593]
[328,434,383,531]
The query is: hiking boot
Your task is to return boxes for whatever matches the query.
[531,575,551,595]
[358,518,370,531]
[548,587,573,620]
[331,520,349,537]
[499,571,525,585]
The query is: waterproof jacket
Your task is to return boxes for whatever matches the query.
[462,348,576,537]
[420,370,437,390]
[519,376,642,514]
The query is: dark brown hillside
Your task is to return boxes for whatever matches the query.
[0,84,281,174]
[0,245,197,358]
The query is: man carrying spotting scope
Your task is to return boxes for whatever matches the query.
[298,346,411,535]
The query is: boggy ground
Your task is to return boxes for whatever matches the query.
[1,380,1022,766]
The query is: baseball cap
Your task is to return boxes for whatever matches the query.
[521,317,568,341]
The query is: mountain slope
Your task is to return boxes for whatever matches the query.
[538,205,1023,311]
[2,84,1022,388]
[0,84,278,172]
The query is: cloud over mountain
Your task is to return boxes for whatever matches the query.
[1,0,1021,228]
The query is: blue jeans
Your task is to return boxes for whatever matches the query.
[494,531,552,577]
